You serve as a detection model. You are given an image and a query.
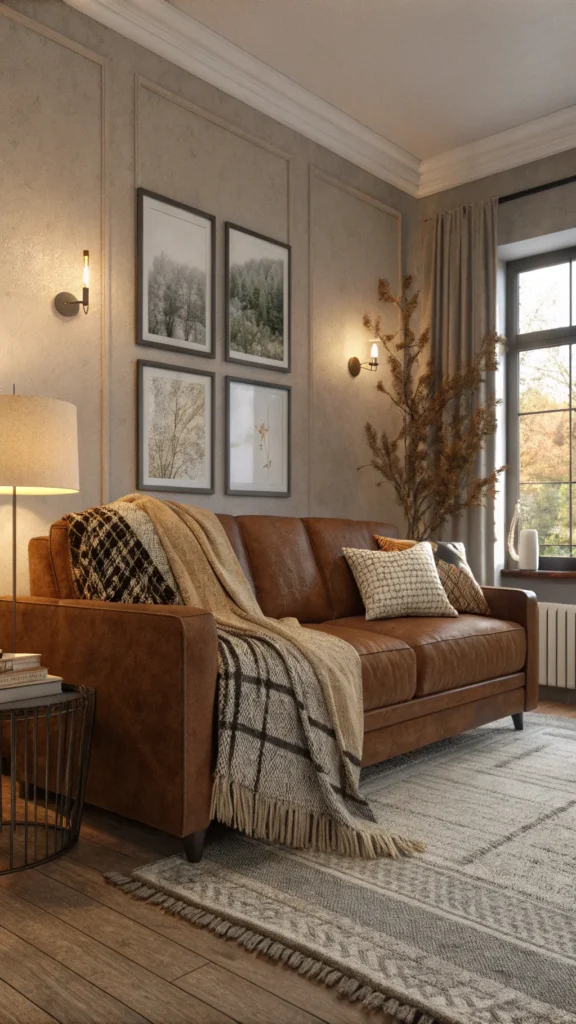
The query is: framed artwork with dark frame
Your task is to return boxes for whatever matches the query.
[225,376,291,496]
[225,223,291,372]
[138,360,215,494]
[137,188,215,357]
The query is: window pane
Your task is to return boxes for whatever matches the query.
[519,410,569,482]
[518,262,570,333]
[519,346,569,412]
[520,483,570,549]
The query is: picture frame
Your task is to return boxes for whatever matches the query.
[138,360,215,494]
[225,223,291,372]
[137,188,215,357]
[225,376,291,497]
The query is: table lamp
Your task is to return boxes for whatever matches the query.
[0,395,79,653]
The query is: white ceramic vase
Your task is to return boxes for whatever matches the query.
[518,529,539,571]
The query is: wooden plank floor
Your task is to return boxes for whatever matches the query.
[0,702,572,1024]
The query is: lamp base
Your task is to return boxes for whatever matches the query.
[348,357,361,377]
[54,292,80,317]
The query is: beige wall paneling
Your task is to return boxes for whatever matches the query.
[309,168,403,526]
[0,3,109,593]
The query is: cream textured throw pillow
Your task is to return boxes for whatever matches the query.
[343,542,458,620]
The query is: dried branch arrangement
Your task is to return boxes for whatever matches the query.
[362,276,505,540]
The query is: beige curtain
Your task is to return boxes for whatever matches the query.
[421,198,498,585]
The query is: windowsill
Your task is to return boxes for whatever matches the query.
[501,568,576,580]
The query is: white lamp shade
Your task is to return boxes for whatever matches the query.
[0,396,79,494]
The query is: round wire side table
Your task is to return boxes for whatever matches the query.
[0,686,95,874]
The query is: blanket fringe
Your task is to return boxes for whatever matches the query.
[105,871,439,1024]
[210,775,425,859]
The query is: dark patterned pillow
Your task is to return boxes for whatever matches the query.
[374,535,490,615]
[343,543,458,620]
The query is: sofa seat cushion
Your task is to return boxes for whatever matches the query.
[305,622,417,711]
[327,614,526,697]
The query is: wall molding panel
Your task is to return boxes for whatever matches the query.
[309,169,403,289]
[308,167,402,516]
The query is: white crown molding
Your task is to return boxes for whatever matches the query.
[61,0,576,199]
[62,0,420,196]
[419,106,576,197]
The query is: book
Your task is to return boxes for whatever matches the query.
[0,653,42,674]
[0,668,49,687]
[0,676,63,705]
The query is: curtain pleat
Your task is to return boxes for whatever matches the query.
[421,199,498,585]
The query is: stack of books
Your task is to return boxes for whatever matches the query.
[0,653,63,704]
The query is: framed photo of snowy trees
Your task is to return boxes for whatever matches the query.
[225,223,291,372]
[225,377,291,496]
[138,361,215,493]
[137,189,215,357]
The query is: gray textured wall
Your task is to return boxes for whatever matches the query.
[0,0,416,592]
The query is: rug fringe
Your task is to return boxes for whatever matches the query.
[210,775,425,859]
[105,871,440,1024]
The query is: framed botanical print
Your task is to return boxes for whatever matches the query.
[137,189,215,357]
[138,360,214,493]
[225,376,291,496]
[225,223,291,372]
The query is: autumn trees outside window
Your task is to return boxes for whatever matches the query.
[506,247,576,567]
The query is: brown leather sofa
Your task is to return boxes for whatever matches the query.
[0,514,538,861]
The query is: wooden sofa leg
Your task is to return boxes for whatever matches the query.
[183,829,206,863]
[512,712,524,731]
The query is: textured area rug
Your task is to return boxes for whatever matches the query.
[107,713,576,1024]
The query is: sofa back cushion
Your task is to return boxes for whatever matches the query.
[304,518,398,619]
[236,516,332,622]
[215,514,255,591]
[32,512,398,623]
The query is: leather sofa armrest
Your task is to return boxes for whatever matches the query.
[0,597,219,837]
[481,586,539,711]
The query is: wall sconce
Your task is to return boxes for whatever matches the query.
[55,251,90,316]
[348,340,379,377]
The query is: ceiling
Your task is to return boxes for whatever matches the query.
[168,0,576,161]
[64,0,576,195]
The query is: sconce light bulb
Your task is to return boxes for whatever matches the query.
[82,251,90,289]
[370,341,379,360]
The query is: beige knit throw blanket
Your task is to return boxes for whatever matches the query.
[66,495,423,859]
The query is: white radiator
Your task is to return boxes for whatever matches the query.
[539,602,576,690]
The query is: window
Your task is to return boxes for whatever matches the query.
[507,249,576,569]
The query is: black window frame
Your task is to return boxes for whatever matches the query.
[506,246,576,570]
